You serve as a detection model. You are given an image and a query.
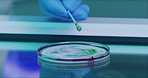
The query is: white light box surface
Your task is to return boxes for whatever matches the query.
[0,21,148,38]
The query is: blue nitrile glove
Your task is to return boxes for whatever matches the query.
[39,0,90,21]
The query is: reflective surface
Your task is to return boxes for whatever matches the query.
[3,50,39,78]
[0,41,148,78]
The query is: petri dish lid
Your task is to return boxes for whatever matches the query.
[37,41,110,69]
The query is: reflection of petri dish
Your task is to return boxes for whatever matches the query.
[37,41,110,70]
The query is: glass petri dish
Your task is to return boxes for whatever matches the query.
[37,41,110,70]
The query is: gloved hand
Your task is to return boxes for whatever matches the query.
[39,0,90,21]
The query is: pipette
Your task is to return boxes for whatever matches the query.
[67,10,82,31]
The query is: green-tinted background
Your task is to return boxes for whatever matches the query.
[13,0,148,18]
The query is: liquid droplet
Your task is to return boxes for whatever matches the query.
[75,24,82,31]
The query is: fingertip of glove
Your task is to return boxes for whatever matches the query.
[72,7,88,20]
[74,13,88,20]
[80,4,90,13]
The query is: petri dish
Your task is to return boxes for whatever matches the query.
[37,41,110,70]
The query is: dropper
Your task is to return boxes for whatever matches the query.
[67,10,82,31]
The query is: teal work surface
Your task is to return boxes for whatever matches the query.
[0,41,148,78]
